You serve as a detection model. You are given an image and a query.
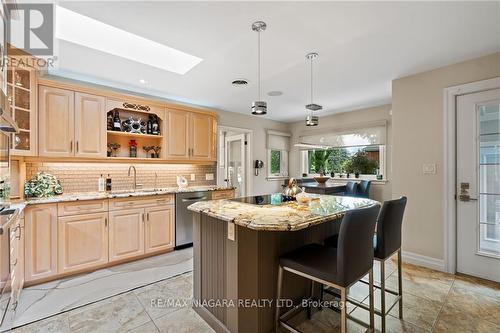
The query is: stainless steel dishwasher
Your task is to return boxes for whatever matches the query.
[175,191,211,249]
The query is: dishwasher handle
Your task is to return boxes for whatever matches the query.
[182,196,208,202]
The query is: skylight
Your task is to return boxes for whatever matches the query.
[55,6,202,75]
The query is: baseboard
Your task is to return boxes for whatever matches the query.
[401,250,446,272]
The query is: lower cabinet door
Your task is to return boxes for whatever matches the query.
[144,205,175,253]
[108,208,145,262]
[58,212,109,274]
[25,204,58,282]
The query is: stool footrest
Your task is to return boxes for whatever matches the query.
[324,287,401,316]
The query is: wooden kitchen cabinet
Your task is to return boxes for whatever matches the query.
[38,86,75,157]
[7,67,38,156]
[190,112,215,161]
[24,204,58,282]
[58,212,108,274]
[144,205,175,253]
[108,208,145,262]
[165,109,190,159]
[74,92,106,157]
[39,86,107,158]
[165,109,216,161]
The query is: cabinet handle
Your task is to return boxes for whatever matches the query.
[76,141,79,153]
[70,141,73,153]
[104,218,108,227]
[142,213,145,222]
[146,212,149,221]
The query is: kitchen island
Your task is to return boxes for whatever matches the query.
[188,194,378,333]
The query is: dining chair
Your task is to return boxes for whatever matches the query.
[275,204,380,333]
[344,181,357,196]
[356,180,371,198]
[324,197,408,333]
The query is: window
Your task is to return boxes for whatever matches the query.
[302,145,385,178]
[297,123,387,179]
[266,130,291,179]
[268,149,288,178]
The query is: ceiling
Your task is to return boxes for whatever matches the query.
[51,1,500,122]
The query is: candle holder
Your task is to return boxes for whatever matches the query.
[152,146,161,158]
[107,143,121,157]
[143,146,154,158]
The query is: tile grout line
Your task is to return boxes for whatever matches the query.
[429,275,456,333]
[130,292,161,333]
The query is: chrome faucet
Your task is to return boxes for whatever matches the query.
[128,166,138,191]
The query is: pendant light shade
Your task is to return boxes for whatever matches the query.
[251,21,267,115]
[305,52,321,126]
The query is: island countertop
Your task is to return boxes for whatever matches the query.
[188,194,379,231]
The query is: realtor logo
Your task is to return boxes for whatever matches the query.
[5,3,53,55]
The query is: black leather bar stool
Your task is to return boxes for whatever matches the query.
[356,180,371,198]
[324,197,407,333]
[275,204,380,333]
[344,181,358,196]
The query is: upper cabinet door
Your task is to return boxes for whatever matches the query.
[190,113,215,161]
[165,109,190,159]
[38,86,75,157]
[74,92,106,158]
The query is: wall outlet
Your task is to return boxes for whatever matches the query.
[205,173,214,181]
[190,174,196,181]
[423,163,437,175]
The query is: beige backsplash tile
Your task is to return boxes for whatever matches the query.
[26,162,217,193]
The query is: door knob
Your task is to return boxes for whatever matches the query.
[459,182,478,202]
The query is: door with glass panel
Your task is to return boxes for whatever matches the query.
[225,134,246,197]
[457,88,500,282]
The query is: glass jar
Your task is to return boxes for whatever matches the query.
[129,140,138,158]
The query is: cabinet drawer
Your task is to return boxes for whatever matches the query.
[212,190,235,200]
[58,200,108,216]
[109,194,174,211]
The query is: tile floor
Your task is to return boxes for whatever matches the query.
[11,258,500,333]
[2,249,193,330]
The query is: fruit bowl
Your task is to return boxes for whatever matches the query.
[314,176,330,184]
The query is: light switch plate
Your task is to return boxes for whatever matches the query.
[190,174,196,181]
[227,222,235,241]
[423,163,437,175]
[206,173,214,181]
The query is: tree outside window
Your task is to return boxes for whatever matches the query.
[270,150,281,175]
[307,146,380,176]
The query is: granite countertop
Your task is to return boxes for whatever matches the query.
[188,194,379,231]
[16,185,235,205]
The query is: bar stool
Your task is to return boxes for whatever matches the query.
[324,197,407,333]
[275,204,380,333]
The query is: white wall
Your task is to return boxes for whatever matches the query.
[288,105,393,203]
[392,52,500,262]
[216,110,289,195]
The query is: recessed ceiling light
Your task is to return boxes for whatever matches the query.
[267,91,283,96]
[55,6,202,75]
[139,79,147,84]
[232,79,249,86]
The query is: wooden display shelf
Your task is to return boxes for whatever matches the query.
[107,130,163,139]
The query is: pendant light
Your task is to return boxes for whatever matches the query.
[305,52,321,126]
[251,21,267,115]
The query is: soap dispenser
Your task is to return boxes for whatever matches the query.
[98,174,105,192]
